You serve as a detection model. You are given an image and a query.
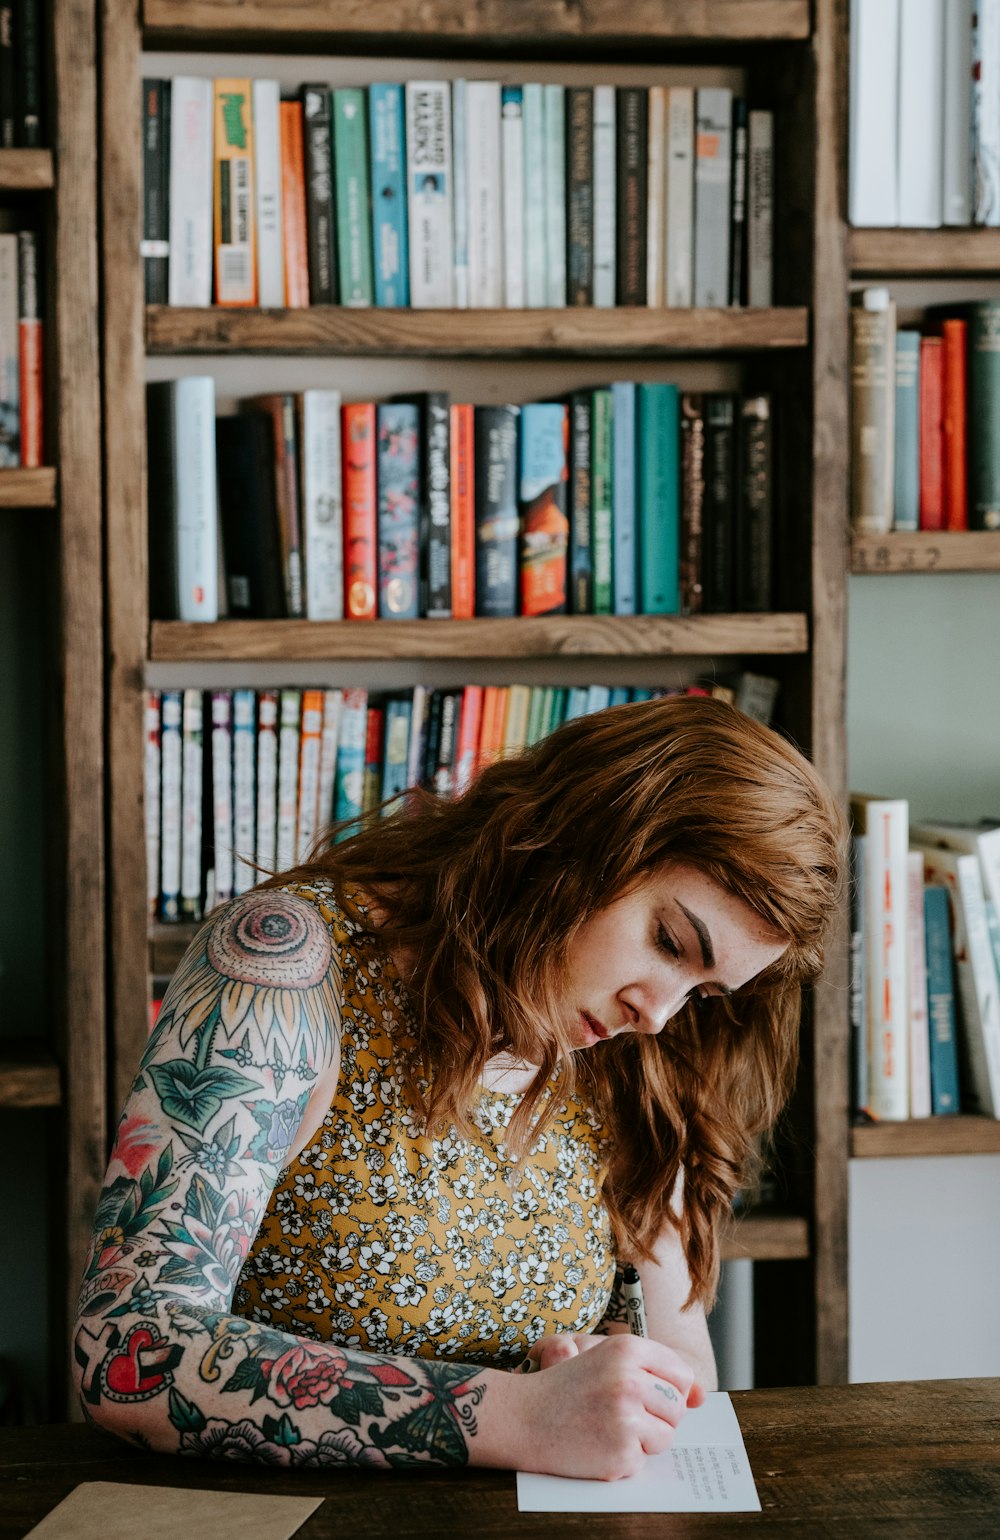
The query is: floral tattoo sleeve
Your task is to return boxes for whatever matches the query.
[74,890,488,1467]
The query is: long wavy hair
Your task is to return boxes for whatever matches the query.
[267,695,846,1307]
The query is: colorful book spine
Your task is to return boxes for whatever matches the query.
[413,392,452,617]
[519,402,569,616]
[693,87,732,308]
[255,690,279,873]
[232,688,257,895]
[362,702,386,813]
[849,288,896,535]
[703,394,737,613]
[592,85,616,309]
[646,86,667,309]
[452,78,469,309]
[737,395,773,613]
[301,83,337,305]
[159,690,183,922]
[17,229,42,468]
[679,391,705,616]
[141,78,170,305]
[168,77,213,307]
[369,83,410,308]
[611,380,637,615]
[567,389,593,613]
[918,335,944,531]
[450,402,476,620]
[666,87,694,308]
[637,382,680,615]
[501,86,525,308]
[382,695,413,807]
[454,686,484,794]
[252,80,285,308]
[335,688,369,830]
[892,331,920,532]
[565,86,593,307]
[296,688,324,861]
[474,405,520,617]
[967,301,1000,528]
[522,83,546,308]
[213,78,257,305]
[405,81,454,307]
[316,688,344,835]
[333,87,374,306]
[180,688,204,922]
[941,317,968,530]
[615,87,647,306]
[851,795,910,1121]
[906,848,932,1119]
[466,80,503,308]
[477,686,506,772]
[747,109,773,307]
[275,688,302,872]
[342,401,378,620]
[591,386,613,614]
[278,99,310,307]
[145,690,162,918]
[298,388,343,620]
[209,690,234,908]
[544,84,567,307]
[376,400,421,618]
[923,884,961,1115]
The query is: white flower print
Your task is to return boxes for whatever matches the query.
[518,1254,548,1286]
[368,1173,398,1207]
[306,1286,331,1312]
[388,1274,426,1308]
[545,1279,575,1310]
[453,1174,475,1201]
[488,1263,517,1298]
[358,1240,397,1275]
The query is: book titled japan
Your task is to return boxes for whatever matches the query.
[519,401,570,617]
[213,79,257,306]
[474,404,520,617]
[405,81,454,307]
[167,77,213,307]
[369,83,410,307]
[376,401,421,619]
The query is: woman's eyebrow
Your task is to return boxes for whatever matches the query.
[675,901,715,968]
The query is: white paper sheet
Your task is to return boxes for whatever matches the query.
[516,1390,761,1513]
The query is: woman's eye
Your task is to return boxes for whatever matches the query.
[656,924,680,959]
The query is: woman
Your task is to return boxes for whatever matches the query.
[74,696,844,1479]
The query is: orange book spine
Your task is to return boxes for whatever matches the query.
[918,335,944,532]
[279,100,310,308]
[450,402,475,620]
[476,686,504,774]
[342,402,378,619]
[453,684,484,794]
[213,79,258,306]
[941,318,968,531]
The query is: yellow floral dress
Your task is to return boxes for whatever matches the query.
[234,881,617,1366]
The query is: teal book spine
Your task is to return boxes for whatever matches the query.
[333,87,374,306]
[611,380,637,615]
[369,83,409,307]
[522,83,547,307]
[638,382,680,614]
[924,884,961,1116]
[968,301,1000,529]
[893,330,920,531]
[334,687,369,832]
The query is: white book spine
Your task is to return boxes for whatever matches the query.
[467,80,503,308]
[300,389,343,620]
[295,694,323,862]
[406,684,429,789]
[897,0,944,227]
[452,79,469,308]
[646,86,666,308]
[849,0,900,226]
[973,0,1000,224]
[252,79,285,307]
[501,87,525,308]
[232,688,256,895]
[543,84,566,307]
[316,688,344,836]
[168,76,214,306]
[858,798,910,1120]
[522,83,547,308]
[211,691,234,907]
[255,692,279,873]
[666,87,694,308]
[592,85,616,309]
[693,87,732,308]
[173,376,218,622]
[942,0,974,225]
[747,110,773,307]
[159,692,183,921]
[406,81,454,307]
[180,688,204,920]
[144,690,161,918]
[276,689,302,873]
[906,849,932,1119]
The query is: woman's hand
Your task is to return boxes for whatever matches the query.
[517,1330,606,1373]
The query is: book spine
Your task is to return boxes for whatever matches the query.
[432,691,461,795]
[420,392,452,617]
[145,690,162,918]
[941,318,968,530]
[381,695,412,807]
[213,79,257,305]
[615,87,647,306]
[453,685,484,795]
[405,81,454,307]
[180,688,204,921]
[849,835,868,1116]
[0,235,17,465]
[728,97,748,305]
[316,688,344,834]
[376,400,421,618]
[973,0,1000,224]
[216,414,284,618]
[918,335,944,531]
[369,83,410,308]
[590,387,613,614]
[923,884,961,1115]
[855,797,910,1121]
[645,86,666,309]
[14,0,41,146]
[477,686,505,771]
[17,230,41,468]
[665,87,694,308]
[254,690,279,873]
[362,702,386,812]
[501,683,531,758]
[702,393,736,612]
[142,79,170,305]
[693,88,732,307]
[296,688,325,861]
[892,332,921,532]
[526,685,547,745]
[942,0,973,226]
[501,86,525,308]
[335,688,369,829]
[406,685,430,790]
[159,690,183,921]
[168,77,214,307]
[906,849,932,1119]
[747,109,773,307]
[967,302,1000,527]
[611,380,637,615]
[232,688,257,895]
[679,392,705,615]
[849,0,900,225]
[275,689,301,872]
[173,377,219,621]
[253,394,304,617]
[210,690,234,907]
[301,83,337,305]
[522,83,547,308]
[474,404,520,617]
[450,402,476,620]
[0,5,14,148]
[467,81,503,308]
[566,86,594,307]
[898,0,944,227]
[736,394,773,612]
[544,85,567,307]
[452,78,469,309]
[252,81,285,308]
[298,389,344,620]
[342,401,378,619]
[333,87,374,306]
[421,690,443,786]
[637,382,680,615]
[278,99,310,306]
[592,85,616,309]
[519,401,569,617]
[568,390,593,613]
[849,291,896,535]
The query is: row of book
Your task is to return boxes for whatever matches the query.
[149,378,776,625]
[144,75,774,313]
[851,797,1000,1122]
[850,0,1000,228]
[0,228,42,469]
[0,2,42,150]
[148,675,780,923]
[850,293,1000,534]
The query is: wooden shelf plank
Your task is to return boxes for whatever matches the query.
[0,149,54,192]
[851,227,1000,276]
[0,468,58,508]
[150,613,810,662]
[143,0,811,49]
[851,532,1000,574]
[149,921,199,977]
[0,1043,62,1108]
[146,305,810,358]
[721,1210,810,1263]
[852,1117,1000,1159]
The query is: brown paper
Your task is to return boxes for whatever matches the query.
[23,1481,322,1540]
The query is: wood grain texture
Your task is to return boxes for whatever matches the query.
[0,149,54,190]
[851,227,1000,276]
[0,1042,61,1108]
[146,305,810,357]
[851,531,1000,573]
[0,468,57,506]
[149,614,810,662]
[852,1116,1000,1159]
[3,1381,999,1537]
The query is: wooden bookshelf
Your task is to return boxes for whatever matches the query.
[852,1119,1000,1160]
[0,469,58,508]
[851,532,1000,574]
[0,1042,62,1109]
[850,228,1000,277]
[0,150,54,192]
[721,1210,810,1264]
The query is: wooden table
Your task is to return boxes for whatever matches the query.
[2,1379,998,1537]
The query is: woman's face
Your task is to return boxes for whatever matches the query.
[560,862,788,1051]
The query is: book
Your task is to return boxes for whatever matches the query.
[255,689,280,873]
[452,77,469,308]
[906,849,932,1119]
[144,690,162,918]
[335,688,369,830]
[501,86,525,308]
[159,690,183,922]
[376,400,420,618]
[0,233,16,464]
[17,229,41,468]
[966,301,1000,527]
[0,3,14,148]
[923,884,962,1115]
[544,84,567,307]
[519,401,569,616]
[275,688,302,872]
[146,377,219,622]
[168,77,213,306]
[382,695,413,808]
[590,386,613,614]
[301,83,337,305]
[342,401,378,620]
[405,391,451,617]
[736,395,773,612]
[363,701,386,812]
[892,331,920,532]
[246,393,304,618]
[232,688,257,894]
[369,83,410,308]
[474,404,520,618]
[851,794,910,1121]
[279,99,310,307]
[646,86,667,309]
[477,686,506,771]
[215,413,284,618]
[693,88,732,308]
[522,83,546,309]
[406,81,454,307]
[141,79,170,305]
[406,684,430,790]
[212,78,256,305]
[849,288,896,534]
[849,835,868,1116]
[733,671,780,724]
[848,0,900,226]
[566,86,594,307]
[918,335,944,531]
[252,80,285,308]
[728,97,748,306]
[679,392,706,616]
[453,686,483,795]
[897,0,943,228]
[615,87,647,306]
[909,818,1000,922]
[611,380,637,615]
[666,87,694,309]
[702,394,737,613]
[567,389,593,613]
[296,688,324,861]
[180,688,205,922]
[431,690,461,794]
[973,0,1000,225]
[298,389,344,620]
[466,80,503,308]
[316,688,344,836]
[210,690,235,908]
[501,684,531,760]
[746,109,773,307]
[333,87,374,306]
[942,0,974,226]
[14,0,41,146]
[940,318,968,530]
[450,402,476,620]
[592,85,616,309]
[637,382,680,615]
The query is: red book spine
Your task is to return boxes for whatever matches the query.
[941,318,968,531]
[279,101,310,308]
[918,335,944,531]
[18,231,42,467]
[342,402,377,619]
[450,402,475,620]
[453,684,483,794]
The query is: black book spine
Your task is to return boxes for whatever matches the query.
[215,415,286,619]
[565,86,594,307]
[474,404,520,618]
[615,87,647,306]
[679,392,705,617]
[302,83,337,305]
[737,394,773,612]
[568,390,593,613]
[422,689,443,788]
[432,689,461,796]
[702,394,737,613]
[15,0,41,147]
[729,98,749,307]
[404,391,451,617]
[142,80,169,305]
[0,6,14,148]
[146,381,180,618]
